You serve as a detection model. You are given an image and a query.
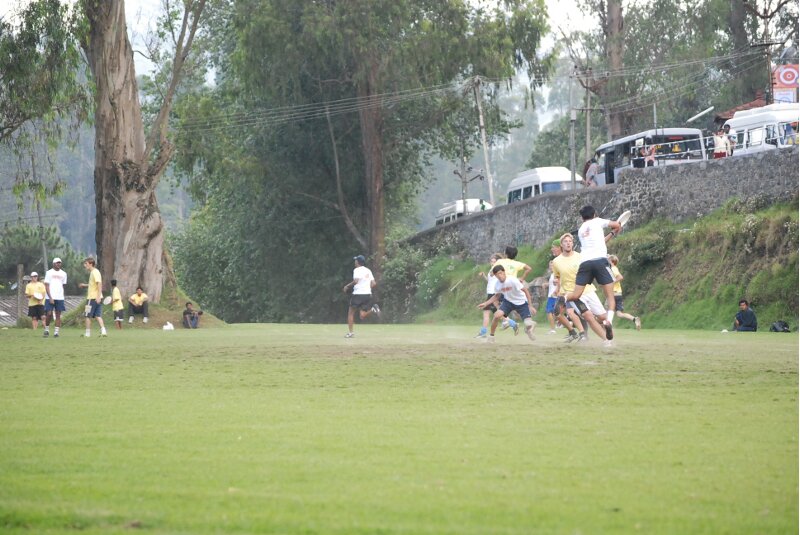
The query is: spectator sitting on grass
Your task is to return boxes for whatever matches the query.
[183,302,203,329]
[734,299,757,332]
[128,286,149,324]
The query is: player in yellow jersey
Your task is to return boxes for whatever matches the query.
[79,257,107,337]
[608,255,641,330]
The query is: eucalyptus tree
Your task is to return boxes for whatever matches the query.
[231,0,552,276]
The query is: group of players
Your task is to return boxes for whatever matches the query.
[475,205,641,346]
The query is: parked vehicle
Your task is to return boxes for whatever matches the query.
[593,128,705,185]
[723,103,799,155]
[506,167,582,204]
[434,198,492,225]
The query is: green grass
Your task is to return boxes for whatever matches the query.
[1,324,797,534]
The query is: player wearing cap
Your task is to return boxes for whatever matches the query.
[78,257,107,337]
[342,255,380,338]
[24,272,46,330]
[43,257,68,338]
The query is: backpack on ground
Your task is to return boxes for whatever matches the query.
[769,320,790,333]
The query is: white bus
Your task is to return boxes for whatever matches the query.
[506,166,582,204]
[593,127,705,185]
[723,103,799,155]
[434,198,492,225]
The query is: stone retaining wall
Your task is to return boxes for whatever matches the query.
[409,147,799,261]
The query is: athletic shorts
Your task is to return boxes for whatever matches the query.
[498,298,531,320]
[349,293,373,312]
[483,293,497,313]
[28,304,45,318]
[45,299,66,313]
[579,292,606,317]
[614,295,625,312]
[113,310,124,321]
[84,299,102,318]
[575,257,615,286]
[545,297,557,314]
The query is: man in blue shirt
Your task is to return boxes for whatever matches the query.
[734,299,757,332]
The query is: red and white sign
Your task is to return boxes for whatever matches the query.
[773,64,799,88]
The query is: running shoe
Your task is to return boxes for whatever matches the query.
[475,327,488,338]
[344,332,355,338]
[501,319,510,330]
[547,329,557,335]
[577,333,589,343]
[43,330,49,338]
[563,332,580,343]
[604,320,614,341]
[512,322,519,336]
[371,304,381,318]
[53,332,59,338]
[525,325,536,341]
[634,316,642,331]
[603,339,614,348]
[485,335,495,343]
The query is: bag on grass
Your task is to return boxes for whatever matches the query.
[769,320,790,333]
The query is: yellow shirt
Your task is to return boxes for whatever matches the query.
[552,253,599,297]
[611,265,623,295]
[495,258,527,280]
[87,268,102,300]
[130,292,148,306]
[112,287,124,311]
[25,281,46,306]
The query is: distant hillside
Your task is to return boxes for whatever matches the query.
[384,199,798,331]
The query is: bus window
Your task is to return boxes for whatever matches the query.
[542,182,563,193]
[766,124,779,146]
[508,190,521,203]
[534,184,540,195]
[522,186,532,199]
[747,127,764,147]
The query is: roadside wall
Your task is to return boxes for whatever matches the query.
[409,147,799,260]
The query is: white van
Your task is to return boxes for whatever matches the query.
[506,166,582,204]
[434,198,492,225]
[724,103,799,155]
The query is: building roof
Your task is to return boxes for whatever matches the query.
[715,90,766,122]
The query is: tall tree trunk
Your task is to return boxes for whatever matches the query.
[357,58,386,280]
[81,0,166,301]
[729,0,760,100]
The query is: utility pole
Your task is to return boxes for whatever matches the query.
[472,77,495,206]
[752,40,782,105]
[653,102,658,130]
[30,153,48,269]
[569,68,577,189]
[453,135,484,214]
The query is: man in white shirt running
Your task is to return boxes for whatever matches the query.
[566,205,621,340]
[476,264,537,343]
[342,255,380,338]
[43,257,68,338]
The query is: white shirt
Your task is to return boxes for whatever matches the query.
[494,277,528,306]
[44,268,68,300]
[547,273,558,298]
[485,271,497,294]
[352,265,374,295]
[577,218,610,261]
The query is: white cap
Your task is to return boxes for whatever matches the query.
[52,258,62,264]
[30,271,38,277]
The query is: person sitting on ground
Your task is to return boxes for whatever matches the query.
[128,286,149,324]
[183,302,203,329]
[734,299,757,332]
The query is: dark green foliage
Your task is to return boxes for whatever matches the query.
[0,223,84,294]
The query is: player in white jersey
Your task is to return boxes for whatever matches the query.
[476,264,537,343]
[342,255,380,338]
[566,205,621,340]
[476,253,502,338]
[43,257,68,338]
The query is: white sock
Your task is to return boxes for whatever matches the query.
[44,327,49,333]
[101,327,107,335]
[54,327,59,334]
[607,310,615,324]
[85,330,90,337]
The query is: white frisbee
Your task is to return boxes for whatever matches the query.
[617,210,632,227]
[33,292,43,300]
[103,296,112,305]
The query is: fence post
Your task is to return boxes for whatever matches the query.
[16,264,24,327]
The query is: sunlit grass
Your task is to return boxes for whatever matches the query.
[1,324,797,534]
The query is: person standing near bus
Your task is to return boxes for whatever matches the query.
[639,137,656,167]
[712,128,732,159]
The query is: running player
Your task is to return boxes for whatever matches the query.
[608,255,641,330]
[476,264,537,343]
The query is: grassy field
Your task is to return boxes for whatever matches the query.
[0,324,797,534]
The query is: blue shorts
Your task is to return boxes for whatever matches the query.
[45,299,66,313]
[498,298,531,320]
[614,295,625,312]
[85,300,102,318]
[545,297,557,314]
